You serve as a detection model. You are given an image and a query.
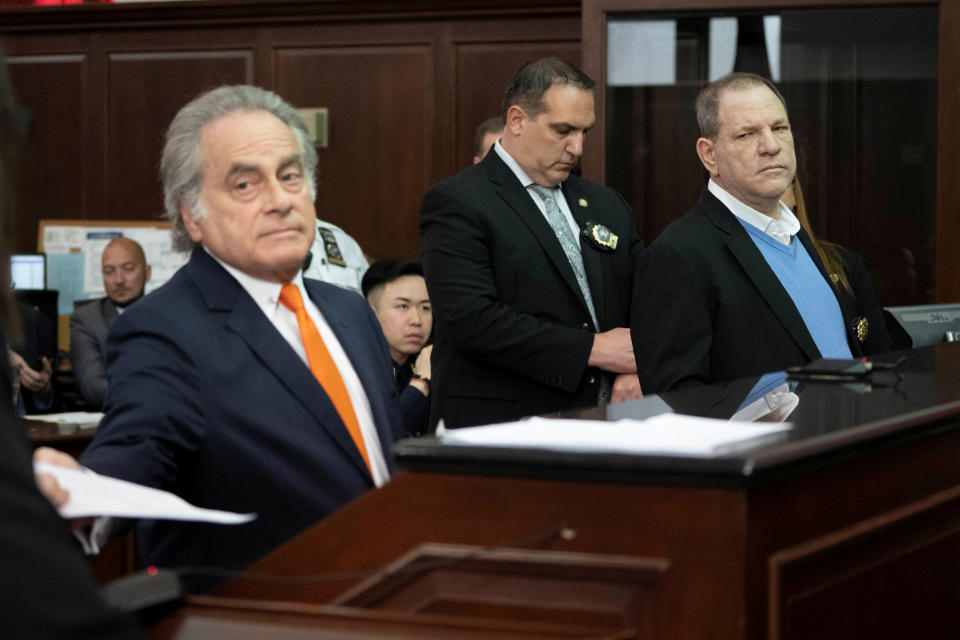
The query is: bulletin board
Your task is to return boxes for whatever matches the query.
[38,219,191,317]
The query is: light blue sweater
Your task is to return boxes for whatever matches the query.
[738,221,852,359]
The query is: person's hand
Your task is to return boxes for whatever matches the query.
[611,372,643,403]
[409,345,433,397]
[14,354,52,392]
[587,327,636,373]
[33,446,80,509]
[412,344,432,380]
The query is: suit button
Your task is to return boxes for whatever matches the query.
[581,322,590,330]
[588,376,596,384]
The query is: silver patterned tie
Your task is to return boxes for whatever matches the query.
[531,185,598,330]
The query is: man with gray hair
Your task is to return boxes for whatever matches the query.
[421,58,644,430]
[36,85,401,587]
[632,72,866,392]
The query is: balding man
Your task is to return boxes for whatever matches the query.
[69,237,151,409]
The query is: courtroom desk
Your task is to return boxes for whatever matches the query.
[25,418,95,459]
[153,343,960,640]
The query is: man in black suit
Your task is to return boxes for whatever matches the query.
[420,58,643,429]
[632,73,866,393]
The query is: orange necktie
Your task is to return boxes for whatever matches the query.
[279,283,372,474]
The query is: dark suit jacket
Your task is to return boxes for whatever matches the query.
[420,149,643,429]
[69,296,119,409]
[0,324,139,639]
[633,188,866,393]
[395,359,429,437]
[836,246,892,356]
[80,247,402,584]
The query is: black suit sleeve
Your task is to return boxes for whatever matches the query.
[420,184,594,392]
[80,310,205,490]
[840,248,892,355]
[632,240,715,393]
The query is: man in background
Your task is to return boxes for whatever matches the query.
[421,58,643,430]
[632,73,866,392]
[9,299,56,413]
[472,115,503,164]
[362,258,432,436]
[303,218,368,294]
[69,236,151,409]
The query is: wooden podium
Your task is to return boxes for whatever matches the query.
[149,343,960,639]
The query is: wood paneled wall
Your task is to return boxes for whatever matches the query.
[0,0,581,260]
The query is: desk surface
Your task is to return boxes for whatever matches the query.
[206,343,960,639]
[395,342,960,487]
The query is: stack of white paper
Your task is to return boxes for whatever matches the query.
[438,414,790,457]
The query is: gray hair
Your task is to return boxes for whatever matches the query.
[695,72,788,140]
[501,57,596,122]
[161,85,318,251]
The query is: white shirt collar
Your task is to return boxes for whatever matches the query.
[494,138,558,190]
[707,179,800,246]
[203,246,306,317]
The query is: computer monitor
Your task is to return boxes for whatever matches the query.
[884,304,960,348]
[10,253,46,290]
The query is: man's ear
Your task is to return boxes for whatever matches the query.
[504,105,527,136]
[696,137,718,177]
[181,205,203,243]
[144,265,152,282]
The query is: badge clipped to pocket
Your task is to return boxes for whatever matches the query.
[581,221,618,252]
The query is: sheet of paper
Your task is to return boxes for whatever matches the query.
[438,414,791,457]
[34,462,256,524]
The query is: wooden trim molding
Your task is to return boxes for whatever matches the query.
[0,0,580,33]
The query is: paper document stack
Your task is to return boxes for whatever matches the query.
[438,414,791,457]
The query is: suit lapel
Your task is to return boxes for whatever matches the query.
[483,151,595,324]
[305,280,397,467]
[700,191,822,361]
[188,248,372,478]
[797,230,863,357]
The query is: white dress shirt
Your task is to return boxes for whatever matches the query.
[708,179,801,246]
